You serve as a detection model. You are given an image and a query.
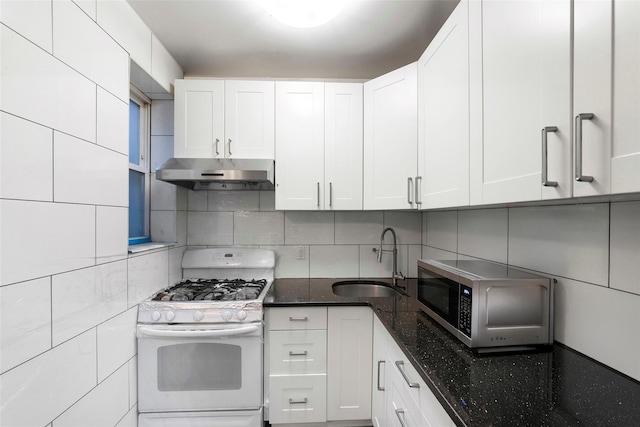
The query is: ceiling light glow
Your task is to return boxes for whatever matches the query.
[261,0,348,28]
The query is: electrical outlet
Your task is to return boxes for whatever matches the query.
[297,246,306,260]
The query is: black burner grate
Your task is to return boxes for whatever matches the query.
[152,278,268,302]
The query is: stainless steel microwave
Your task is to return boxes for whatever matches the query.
[415,259,553,352]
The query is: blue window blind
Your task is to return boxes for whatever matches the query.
[129,169,146,239]
[129,101,141,165]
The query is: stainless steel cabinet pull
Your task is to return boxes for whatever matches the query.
[395,409,407,427]
[317,182,320,207]
[289,398,308,405]
[377,360,385,391]
[329,182,333,208]
[415,176,422,206]
[541,126,558,187]
[289,350,308,356]
[407,177,414,205]
[395,361,420,388]
[215,138,220,155]
[289,316,308,321]
[228,138,232,156]
[574,113,594,182]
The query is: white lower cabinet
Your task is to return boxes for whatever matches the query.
[269,374,328,424]
[266,306,373,425]
[372,316,455,427]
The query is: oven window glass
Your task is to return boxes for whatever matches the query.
[157,343,241,391]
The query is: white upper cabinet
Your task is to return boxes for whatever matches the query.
[418,0,470,209]
[174,79,225,158]
[225,80,275,159]
[470,0,571,205]
[364,62,418,210]
[275,82,363,211]
[573,0,612,197]
[174,79,274,159]
[611,0,640,194]
[324,83,363,210]
[275,81,325,210]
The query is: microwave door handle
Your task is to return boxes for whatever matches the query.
[137,325,259,338]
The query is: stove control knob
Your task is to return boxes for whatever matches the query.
[222,310,233,321]
[165,311,175,322]
[152,311,161,321]
[193,310,204,321]
[237,310,247,321]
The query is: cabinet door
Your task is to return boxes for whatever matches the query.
[327,307,372,421]
[275,82,325,210]
[418,0,470,209]
[174,79,224,158]
[372,316,389,427]
[612,0,640,193]
[573,0,612,196]
[471,0,571,204]
[364,62,418,210]
[325,82,363,210]
[225,80,275,159]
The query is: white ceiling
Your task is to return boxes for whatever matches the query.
[127,0,460,80]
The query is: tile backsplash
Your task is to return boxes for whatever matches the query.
[423,202,640,382]
[184,190,423,279]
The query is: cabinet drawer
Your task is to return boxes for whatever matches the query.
[269,330,327,374]
[391,357,423,411]
[267,307,327,330]
[269,374,327,424]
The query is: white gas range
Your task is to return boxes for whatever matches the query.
[137,247,274,427]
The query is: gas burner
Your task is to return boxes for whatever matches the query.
[152,278,268,302]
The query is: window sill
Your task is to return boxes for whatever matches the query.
[128,241,176,255]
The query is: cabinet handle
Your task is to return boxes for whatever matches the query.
[228,138,232,156]
[317,182,320,207]
[395,409,408,427]
[574,113,595,182]
[407,177,414,205]
[415,176,422,206]
[289,316,308,322]
[395,361,420,388]
[289,398,308,405]
[329,182,333,208]
[541,126,558,187]
[215,138,220,155]
[377,360,385,391]
[289,350,308,356]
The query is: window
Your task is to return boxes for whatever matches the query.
[129,86,151,245]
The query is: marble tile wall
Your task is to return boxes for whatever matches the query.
[0,2,182,426]
[422,202,640,382]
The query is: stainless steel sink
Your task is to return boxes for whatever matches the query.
[332,280,400,298]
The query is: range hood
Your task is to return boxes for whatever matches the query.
[155,158,275,190]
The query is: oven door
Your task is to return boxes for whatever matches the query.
[137,322,263,413]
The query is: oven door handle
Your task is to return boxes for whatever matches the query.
[137,325,260,338]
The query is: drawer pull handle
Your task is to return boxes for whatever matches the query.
[289,351,308,356]
[289,316,308,321]
[395,361,420,388]
[395,409,407,427]
[289,398,308,405]
[377,360,385,391]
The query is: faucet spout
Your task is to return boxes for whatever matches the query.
[376,227,405,287]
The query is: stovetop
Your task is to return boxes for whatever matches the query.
[137,247,275,324]
[151,278,268,302]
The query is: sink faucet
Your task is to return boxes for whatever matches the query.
[373,227,405,287]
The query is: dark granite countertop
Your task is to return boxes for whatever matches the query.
[264,278,640,427]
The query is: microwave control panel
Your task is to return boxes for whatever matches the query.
[459,285,472,337]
